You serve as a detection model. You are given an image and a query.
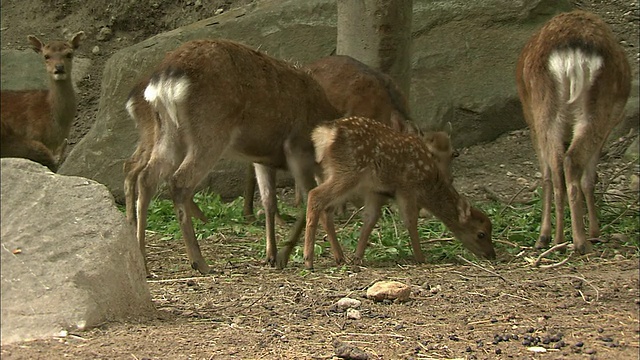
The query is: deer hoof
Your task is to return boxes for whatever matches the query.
[574,241,594,255]
[534,235,551,249]
[274,253,289,270]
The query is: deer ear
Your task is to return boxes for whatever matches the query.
[70,31,85,49]
[457,197,471,224]
[444,121,453,137]
[27,35,44,54]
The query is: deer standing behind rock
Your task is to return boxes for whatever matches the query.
[516,10,631,254]
[0,31,85,171]
[304,116,495,269]
[242,55,457,223]
[124,39,341,274]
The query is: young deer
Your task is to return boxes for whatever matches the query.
[516,10,631,254]
[128,39,341,274]
[304,116,495,269]
[242,55,457,221]
[0,31,84,169]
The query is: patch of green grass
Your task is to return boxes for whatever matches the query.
[130,185,638,266]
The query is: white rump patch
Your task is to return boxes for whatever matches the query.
[311,126,338,163]
[548,49,603,104]
[144,75,191,127]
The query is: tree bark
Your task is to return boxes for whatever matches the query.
[337,0,413,99]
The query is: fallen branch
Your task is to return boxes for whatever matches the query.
[531,242,569,267]
[456,255,511,284]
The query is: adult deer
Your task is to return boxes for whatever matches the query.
[516,10,631,254]
[0,31,85,169]
[303,116,495,269]
[126,39,340,274]
[242,55,457,221]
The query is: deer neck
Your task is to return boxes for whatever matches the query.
[419,179,464,230]
[47,78,77,143]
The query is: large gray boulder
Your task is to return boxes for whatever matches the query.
[0,158,154,345]
[60,0,577,202]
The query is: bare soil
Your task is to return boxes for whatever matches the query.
[1,1,639,359]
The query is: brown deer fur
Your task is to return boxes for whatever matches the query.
[243,55,457,220]
[128,39,341,274]
[304,116,495,269]
[516,10,631,253]
[0,32,84,169]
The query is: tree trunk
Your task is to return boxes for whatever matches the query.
[337,0,413,99]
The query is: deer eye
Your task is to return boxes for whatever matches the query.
[477,232,486,239]
[44,54,51,60]
[66,53,73,59]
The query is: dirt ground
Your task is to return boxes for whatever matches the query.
[1,0,639,359]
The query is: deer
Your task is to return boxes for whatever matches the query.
[0,121,58,172]
[124,78,210,275]
[303,116,495,269]
[125,38,341,274]
[242,55,458,223]
[0,31,85,170]
[516,10,631,254]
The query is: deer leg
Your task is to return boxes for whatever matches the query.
[536,161,554,249]
[242,164,257,221]
[353,193,386,264]
[564,109,605,254]
[550,149,567,249]
[136,159,164,275]
[303,176,358,270]
[170,148,220,275]
[124,148,149,227]
[396,193,425,263]
[275,142,320,269]
[254,163,279,266]
[320,208,346,266]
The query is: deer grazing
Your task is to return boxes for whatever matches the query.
[242,55,457,222]
[0,31,85,170]
[303,116,495,269]
[516,10,631,254]
[125,39,341,274]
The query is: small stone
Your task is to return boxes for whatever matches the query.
[549,334,562,342]
[574,341,584,347]
[553,340,565,349]
[585,348,596,355]
[527,346,547,353]
[494,348,502,355]
[336,297,362,310]
[346,308,361,320]
[96,27,113,41]
[91,46,101,55]
[366,281,411,302]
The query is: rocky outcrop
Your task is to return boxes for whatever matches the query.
[0,158,154,345]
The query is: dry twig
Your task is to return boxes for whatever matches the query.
[455,255,511,284]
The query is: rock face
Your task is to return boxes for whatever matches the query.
[0,158,154,345]
[60,0,582,202]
